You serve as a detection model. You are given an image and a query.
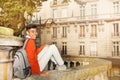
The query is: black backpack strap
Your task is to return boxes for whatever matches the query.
[22,39,29,49]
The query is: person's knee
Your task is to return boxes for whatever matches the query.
[51,44,56,47]
[49,44,54,47]
[48,44,56,50]
[47,44,53,49]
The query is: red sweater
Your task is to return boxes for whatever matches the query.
[25,39,44,74]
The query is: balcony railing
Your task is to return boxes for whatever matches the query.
[40,13,120,24]
[112,51,120,56]
[90,34,97,38]
[51,35,57,38]
[28,13,120,26]
[50,0,69,6]
[62,35,67,38]
[79,51,85,55]
[112,32,120,38]
[78,34,85,38]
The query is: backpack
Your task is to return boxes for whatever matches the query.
[13,39,31,79]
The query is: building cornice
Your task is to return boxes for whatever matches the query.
[75,0,99,5]
[50,0,69,7]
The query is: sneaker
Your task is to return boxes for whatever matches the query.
[56,65,66,71]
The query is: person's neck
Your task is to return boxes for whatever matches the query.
[25,35,31,39]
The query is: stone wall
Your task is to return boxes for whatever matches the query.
[0,26,23,80]
[25,56,112,80]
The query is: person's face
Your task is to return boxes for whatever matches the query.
[26,28,38,39]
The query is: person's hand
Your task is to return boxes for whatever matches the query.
[40,72,49,77]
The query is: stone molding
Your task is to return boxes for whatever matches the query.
[0,27,23,46]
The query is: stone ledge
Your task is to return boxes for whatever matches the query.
[0,26,14,36]
[0,35,23,46]
[23,57,112,80]
[0,27,23,46]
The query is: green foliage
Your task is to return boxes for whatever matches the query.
[0,0,47,36]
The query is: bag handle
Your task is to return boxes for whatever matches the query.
[8,39,29,59]
[22,39,29,49]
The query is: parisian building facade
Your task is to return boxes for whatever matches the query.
[28,0,120,77]
[32,0,120,58]
[24,0,120,78]
[30,0,120,77]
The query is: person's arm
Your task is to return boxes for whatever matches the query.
[26,39,41,74]
[36,45,45,55]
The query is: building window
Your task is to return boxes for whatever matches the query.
[53,9,57,18]
[79,42,85,55]
[52,42,57,45]
[62,0,69,3]
[80,6,85,19]
[113,23,119,36]
[91,24,97,37]
[90,42,97,56]
[79,25,85,38]
[61,42,67,55]
[113,1,119,14]
[91,4,97,17]
[62,26,67,38]
[53,0,57,5]
[112,42,120,56]
[52,27,57,38]
[61,8,67,18]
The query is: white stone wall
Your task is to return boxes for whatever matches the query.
[39,0,120,57]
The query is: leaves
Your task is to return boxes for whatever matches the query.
[0,0,47,36]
